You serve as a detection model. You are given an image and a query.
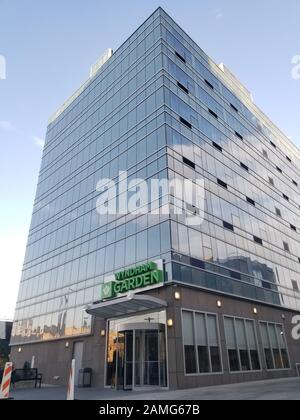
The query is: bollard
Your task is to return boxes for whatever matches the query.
[0,362,13,400]
[67,359,75,400]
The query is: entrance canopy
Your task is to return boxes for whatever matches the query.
[86,293,167,319]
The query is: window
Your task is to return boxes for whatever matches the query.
[223,221,234,231]
[182,311,197,374]
[275,208,282,217]
[270,141,277,148]
[205,79,214,90]
[260,322,290,370]
[276,166,282,174]
[182,156,195,169]
[292,280,299,292]
[240,162,249,171]
[180,116,192,129]
[212,142,222,152]
[292,180,298,187]
[177,81,189,94]
[235,131,243,140]
[217,179,228,189]
[283,194,289,201]
[195,313,210,373]
[224,317,239,372]
[286,156,292,163]
[283,242,290,252]
[253,236,263,245]
[268,177,274,186]
[246,197,255,206]
[224,317,260,372]
[208,109,218,119]
[206,315,222,373]
[175,51,186,63]
[230,271,241,280]
[290,224,297,232]
[182,310,222,375]
[230,103,238,113]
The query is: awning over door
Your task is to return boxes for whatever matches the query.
[85,293,167,319]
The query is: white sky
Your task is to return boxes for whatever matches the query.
[0,230,27,319]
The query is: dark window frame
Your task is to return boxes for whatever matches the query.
[253,236,263,245]
[175,51,186,63]
[179,116,192,129]
[230,103,239,113]
[240,162,249,171]
[212,141,222,152]
[217,179,228,189]
[223,221,234,231]
[283,194,289,202]
[208,108,218,119]
[182,156,195,169]
[246,197,255,206]
[235,131,243,140]
[177,81,189,94]
[205,79,214,90]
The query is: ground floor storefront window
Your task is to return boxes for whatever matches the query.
[182,310,222,374]
[224,316,261,372]
[259,322,290,370]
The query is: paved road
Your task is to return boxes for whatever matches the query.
[10,377,300,400]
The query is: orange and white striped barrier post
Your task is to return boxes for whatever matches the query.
[67,359,75,400]
[0,362,13,400]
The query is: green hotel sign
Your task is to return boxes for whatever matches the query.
[101,261,163,300]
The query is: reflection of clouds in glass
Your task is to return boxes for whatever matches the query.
[215,8,223,20]
[291,55,300,80]
[0,55,6,80]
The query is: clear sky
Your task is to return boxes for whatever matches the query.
[0,0,299,320]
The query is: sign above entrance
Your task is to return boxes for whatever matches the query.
[101,260,164,300]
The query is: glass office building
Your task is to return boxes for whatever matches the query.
[11,8,300,390]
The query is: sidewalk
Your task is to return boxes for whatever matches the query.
[10,377,300,400]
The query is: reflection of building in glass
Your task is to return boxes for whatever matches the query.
[10,8,300,391]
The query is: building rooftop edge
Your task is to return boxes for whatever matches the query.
[46,7,299,155]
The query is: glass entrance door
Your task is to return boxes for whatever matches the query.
[135,330,159,387]
[105,311,168,391]
[124,331,133,390]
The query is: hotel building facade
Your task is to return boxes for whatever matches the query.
[11,8,300,390]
